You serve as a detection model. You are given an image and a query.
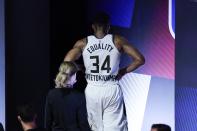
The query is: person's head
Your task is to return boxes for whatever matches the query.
[151,124,171,131]
[17,104,37,130]
[0,122,4,131]
[55,61,78,88]
[92,12,110,34]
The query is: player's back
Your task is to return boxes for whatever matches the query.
[82,34,120,86]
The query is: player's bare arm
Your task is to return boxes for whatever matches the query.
[64,38,86,61]
[115,35,145,79]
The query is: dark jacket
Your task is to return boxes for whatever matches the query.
[45,88,91,131]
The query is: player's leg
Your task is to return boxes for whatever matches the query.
[85,85,104,131]
[102,84,128,131]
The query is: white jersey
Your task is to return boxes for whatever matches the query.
[82,34,121,86]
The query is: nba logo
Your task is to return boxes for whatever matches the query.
[169,0,175,38]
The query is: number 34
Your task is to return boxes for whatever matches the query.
[90,55,111,73]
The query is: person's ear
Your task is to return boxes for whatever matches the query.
[17,116,22,122]
[107,25,110,33]
[33,114,37,121]
[92,24,95,31]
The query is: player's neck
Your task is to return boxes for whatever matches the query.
[94,31,107,39]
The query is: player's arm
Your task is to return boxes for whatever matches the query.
[64,38,86,61]
[115,35,145,79]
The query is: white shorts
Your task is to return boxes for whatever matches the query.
[85,83,128,131]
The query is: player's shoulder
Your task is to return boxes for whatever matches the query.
[74,37,87,49]
[113,34,126,42]
[112,34,126,51]
[75,38,86,45]
[78,37,87,43]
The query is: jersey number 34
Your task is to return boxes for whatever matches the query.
[90,55,111,73]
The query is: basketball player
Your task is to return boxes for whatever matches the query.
[61,12,145,131]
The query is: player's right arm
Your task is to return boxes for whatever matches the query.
[55,39,86,89]
[64,38,86,61]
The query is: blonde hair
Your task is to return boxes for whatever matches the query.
[55,61,78,88]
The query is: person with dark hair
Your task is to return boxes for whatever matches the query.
[151,124,171,131]
[45,61,91,131]
[17,104,46,131]
[59,12,145,131]
[0,123,4,131]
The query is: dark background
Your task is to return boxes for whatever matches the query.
[175,0,197,130]
[176,0,197,88]
[5,0,88,130]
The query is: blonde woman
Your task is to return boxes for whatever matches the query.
[45,61,91,131]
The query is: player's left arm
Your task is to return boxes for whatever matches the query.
[115,35,145,79]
